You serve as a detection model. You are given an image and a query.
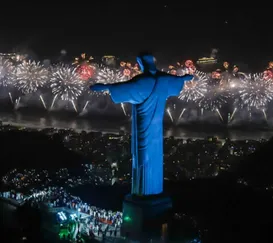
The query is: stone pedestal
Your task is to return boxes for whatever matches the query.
[121,194,172,241]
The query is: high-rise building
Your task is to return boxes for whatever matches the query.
[0,52,17,59]
[196,57,217,65]
[0,52,26,62]
[196,57,218,72]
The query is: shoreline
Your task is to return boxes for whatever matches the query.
[0,109,273,140]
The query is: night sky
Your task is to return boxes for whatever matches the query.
[1,4,271,70]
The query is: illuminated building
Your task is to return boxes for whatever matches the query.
[196,57,218,72]
[0,52,26,62]
[0,53,17,59]
[102,55,116,66]
[196,57,217,65]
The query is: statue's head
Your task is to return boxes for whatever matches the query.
[136,53,157,75]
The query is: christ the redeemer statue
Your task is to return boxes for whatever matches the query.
[91,54,193,196]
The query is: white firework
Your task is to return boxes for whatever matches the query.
[179,70,208,102]
[197,87,230,111]
[237,73,273,110]
[50,66,84,100]
[13,60,49,94]
[96,67,127,84]
[0,57,14,87]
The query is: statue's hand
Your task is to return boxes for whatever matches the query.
[182,74,194,82]
[90,84,108,92]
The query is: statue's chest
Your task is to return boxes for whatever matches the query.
[151,79,169,98]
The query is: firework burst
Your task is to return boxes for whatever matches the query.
[96,67,127,84]
[13,60,49,94]
[73,53,94,66]
[237,73,273,110]
[50,66,84,100]
[0,57,14,87]
[93,67,128,116]
[197,85,230,111]
[73,53,96,81]
[179,70,208,102]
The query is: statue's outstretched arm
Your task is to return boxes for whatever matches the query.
[90,83,109,92]
[90,78,136,92]
[90,78,147,104]
[167,74,194,97]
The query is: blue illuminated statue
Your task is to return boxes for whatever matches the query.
[91,54,193,196]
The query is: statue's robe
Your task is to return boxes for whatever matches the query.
[107,72,188,195]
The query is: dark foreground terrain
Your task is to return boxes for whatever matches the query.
[1,177,273,243]
[1,127,273,242]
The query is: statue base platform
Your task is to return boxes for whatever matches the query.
[121,194,172,241]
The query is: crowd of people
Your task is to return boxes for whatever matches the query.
[1,186,123,241]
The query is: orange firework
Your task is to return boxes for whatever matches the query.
[233,65,239,73]
[120,61,126,67]
[133,63,139,71]
[212,71,221,79]
[123,68,131,77]
[223,61,229,70]
[73,53,94,66]
[184,60,196,74]
[263,69,273,81]
[126,62,132,68]
[73,53,95,80]
[184,60,194,69]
